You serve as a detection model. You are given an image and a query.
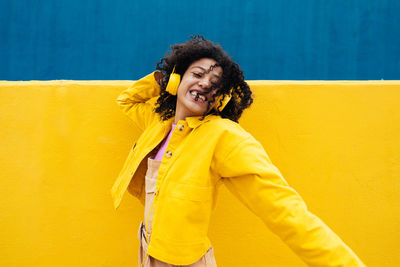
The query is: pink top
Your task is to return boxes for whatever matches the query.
[154,123,176,160]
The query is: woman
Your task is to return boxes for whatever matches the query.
[111,35,365,266]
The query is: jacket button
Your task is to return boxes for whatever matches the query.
[165,151,172,158]
[178,124,184,131]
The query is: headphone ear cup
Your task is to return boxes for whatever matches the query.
[165,73,181,95]
[215,93,232,112]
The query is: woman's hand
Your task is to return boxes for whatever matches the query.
[154,71,164,86]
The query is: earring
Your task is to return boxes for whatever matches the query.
[165,66,180,95]
[215,89,232,111]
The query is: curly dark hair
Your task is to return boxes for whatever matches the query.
[154,35,253,122]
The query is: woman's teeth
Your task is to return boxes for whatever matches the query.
[190,91,206,101]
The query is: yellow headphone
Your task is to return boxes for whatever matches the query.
[165,66,181,95]
[165,66,232,111]
[215,89,232,112]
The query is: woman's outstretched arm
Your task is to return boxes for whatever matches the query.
[218,134,365,266]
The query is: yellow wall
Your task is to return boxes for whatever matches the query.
[1,80,399,266]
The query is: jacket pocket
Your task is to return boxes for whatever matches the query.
[167,181,213,202]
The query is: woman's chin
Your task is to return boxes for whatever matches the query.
[185,101,208,114]
[177,96,211,118]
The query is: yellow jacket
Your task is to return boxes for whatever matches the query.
[111,72,365,266]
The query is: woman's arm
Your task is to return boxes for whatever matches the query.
[116,71,162,131]
[218,136,365,267]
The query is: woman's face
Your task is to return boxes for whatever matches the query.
[175,58,223,122]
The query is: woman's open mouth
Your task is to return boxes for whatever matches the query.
[189,90,207,103]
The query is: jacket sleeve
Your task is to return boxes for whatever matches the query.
[116,71,161,132]
[218,136,365,267]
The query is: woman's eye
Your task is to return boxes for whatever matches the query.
[193,73,202,77]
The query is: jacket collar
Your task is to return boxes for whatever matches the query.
[163,114,219,129]
[186,114,219,128]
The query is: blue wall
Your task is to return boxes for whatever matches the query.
[1,0,399,80]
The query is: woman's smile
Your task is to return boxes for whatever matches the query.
[189,90,209,103]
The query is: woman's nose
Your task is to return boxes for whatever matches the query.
[198,78,211,89]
